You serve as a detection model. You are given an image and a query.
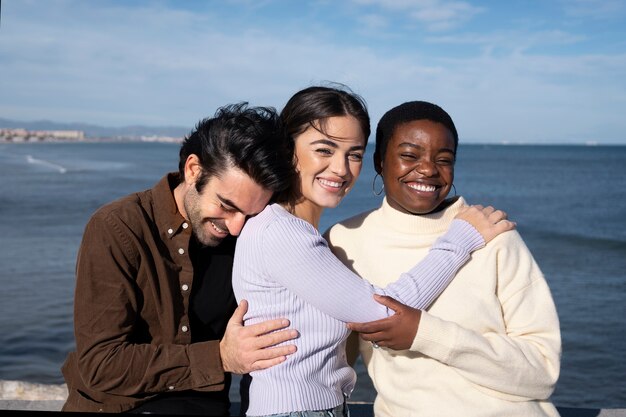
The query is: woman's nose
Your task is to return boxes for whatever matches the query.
[414,159,437,176]
[330,154,349,177]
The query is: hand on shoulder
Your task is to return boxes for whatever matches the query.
[455,205,516,244]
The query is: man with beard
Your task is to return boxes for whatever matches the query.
[61,103,298,415]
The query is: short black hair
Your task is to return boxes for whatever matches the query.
[178,103,295,197]
[375,101,458,162]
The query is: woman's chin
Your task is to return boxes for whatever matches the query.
[319,196,344,209]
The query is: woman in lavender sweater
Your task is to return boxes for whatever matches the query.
[231,85,514,417]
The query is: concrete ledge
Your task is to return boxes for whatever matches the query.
[0,400,64,411]
[0,382,624,416]
[1,401,625,416]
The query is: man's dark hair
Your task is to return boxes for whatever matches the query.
[375,101,459,162]
[178,103,295,197]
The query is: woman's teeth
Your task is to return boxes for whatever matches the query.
[318,178,343,188]
[408,183,436,192]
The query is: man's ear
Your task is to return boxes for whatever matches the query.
[184,154,202,185]
[373,152,383,175]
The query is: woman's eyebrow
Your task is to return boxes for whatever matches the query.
[398,142,455,153]
[310,139,339,147]
[310,139,365,151]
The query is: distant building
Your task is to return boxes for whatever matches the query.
[0,128,85,142]
[139,135,182,143]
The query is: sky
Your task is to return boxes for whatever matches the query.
[1,0,625,144]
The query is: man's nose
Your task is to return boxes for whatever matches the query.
[226,212,247,236]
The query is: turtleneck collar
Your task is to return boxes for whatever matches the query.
[379,196,467,235]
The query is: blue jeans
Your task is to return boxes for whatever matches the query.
[255,400,349,417]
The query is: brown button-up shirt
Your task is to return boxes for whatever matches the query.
[62,174,230,413]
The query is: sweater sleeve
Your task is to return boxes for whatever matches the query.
[409,233,561,401]
[261,217,484,324]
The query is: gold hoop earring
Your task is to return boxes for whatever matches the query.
[372,173,384,196]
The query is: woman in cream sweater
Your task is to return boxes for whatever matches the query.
[326,101,561,417]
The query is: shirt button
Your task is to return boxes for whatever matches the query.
[181,325,189,332]
[181,284,189,291]
[182,222,189,229]
[178,248,185,255]
[168,385,175,391]
[167,228,174,235]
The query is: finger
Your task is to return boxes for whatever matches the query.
[228,299,248,325]
[472,204,484,211]
[358,331,387,343]
[253,344,297,361]
[244,318,291,337]
[347,318,393,334]
[480,205,495,216]
[250,356,288,372]
[254,328,299,349]
[488,209,507,223]
[373,339,391,348]
[495,219,516,233]
[373,294,404,313]
[248,344,299,371]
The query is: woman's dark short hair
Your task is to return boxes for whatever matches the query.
[375,101,459,162]
[178,103,295,197]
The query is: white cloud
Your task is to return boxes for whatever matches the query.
[351,0,484,31]
[356,13,390,31]
[561,0,626,19]
[425,30,586,48]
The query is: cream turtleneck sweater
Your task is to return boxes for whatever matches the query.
[326,197,561,417]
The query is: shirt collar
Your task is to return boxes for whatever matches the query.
[152,172,190,240]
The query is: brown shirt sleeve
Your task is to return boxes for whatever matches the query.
[72,203,225,397]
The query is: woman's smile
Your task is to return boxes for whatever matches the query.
[405,180,439,193]
[316,176,346,192]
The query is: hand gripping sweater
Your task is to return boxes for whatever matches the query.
[326,197,562,417]
[232,203,484,416]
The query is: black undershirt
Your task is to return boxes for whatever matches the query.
[188,234,238,343]
[130,235,250,415]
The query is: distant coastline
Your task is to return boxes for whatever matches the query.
[1,118,624,146]
[2,137,623,146]
[0,117,189,143]
[0,127,182,144]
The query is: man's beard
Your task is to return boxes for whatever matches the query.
[184,190,225,247]
[193,219,224,247]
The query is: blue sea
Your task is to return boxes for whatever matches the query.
[0,142,624,409]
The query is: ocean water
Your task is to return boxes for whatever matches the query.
[0,142,624,408]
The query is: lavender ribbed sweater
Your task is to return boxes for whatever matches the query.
[232,203,484,416]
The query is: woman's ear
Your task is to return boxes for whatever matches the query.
[374,152,383,175]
